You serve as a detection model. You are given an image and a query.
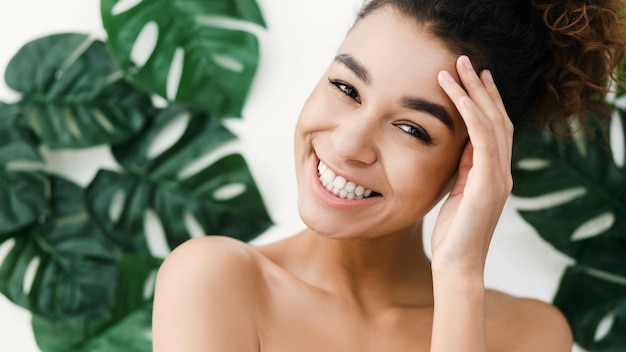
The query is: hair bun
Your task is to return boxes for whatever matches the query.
[530,0,626,130]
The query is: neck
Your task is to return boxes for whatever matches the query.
[290,222,434,311]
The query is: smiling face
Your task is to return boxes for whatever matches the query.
[294,6,469,240]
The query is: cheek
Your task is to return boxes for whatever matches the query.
[388,148,461,201]
[294,85,330,174]
[294,94,320,151]
[295,81,330,128]
[295,80,353,138]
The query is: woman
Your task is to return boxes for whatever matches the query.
[153,0,626,350]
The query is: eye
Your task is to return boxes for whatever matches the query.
[397,123,434,145]
[328,78,361,103]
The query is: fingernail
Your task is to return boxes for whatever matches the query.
[440,71,455,83]
[483,70,493,83]
[462,56,473,70]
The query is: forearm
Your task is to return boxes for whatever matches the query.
[430,272,487,352]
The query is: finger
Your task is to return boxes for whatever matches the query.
[456,57,513,174]
[480,69,514,159]
[456,56,504,128]
[438,67,509,196]
[455,56,510,160]
[439,75,494,193]
[477,69,514,193]
[437,70,491,156]
[479,70,507,117]
[437,70,479,128]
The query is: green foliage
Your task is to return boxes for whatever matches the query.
[5,34,152,149]
[87,105,271,252]
[0,176,120,319]
[0,121,48,233]
[0,0,269,350]
[512,108,626,350]
[101,0,265,117]
[31,254,160,352]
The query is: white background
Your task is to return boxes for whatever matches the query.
[0,0,579,351]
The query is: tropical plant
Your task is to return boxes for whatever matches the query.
[511,86,626,350]
[0,0,270,351]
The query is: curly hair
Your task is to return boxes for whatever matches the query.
[356,0,626,137]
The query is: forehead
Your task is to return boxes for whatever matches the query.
[343,8,456,68]
[337,8,459,107]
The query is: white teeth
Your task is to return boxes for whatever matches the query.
[322,169,334,180]
[332,176,347,189]
[317,160,377,199]
[321,169,334,187]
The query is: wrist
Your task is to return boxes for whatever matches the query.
[431,257,485,280]
[431,265,485,294]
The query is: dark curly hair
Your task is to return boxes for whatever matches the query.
[356,0,626,137]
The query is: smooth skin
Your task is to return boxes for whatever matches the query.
[153,7,572,352]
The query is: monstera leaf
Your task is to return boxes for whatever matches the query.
[0,176,120,319]
[0,0,269,350]
[512,109,626,351]
[0,117,48,233]
[101,0,265,117]
[32,254,160,352]
[4,33,153,149]
[86,105,272,254]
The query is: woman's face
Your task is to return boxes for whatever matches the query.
[294,7,468,240]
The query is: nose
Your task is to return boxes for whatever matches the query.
[330,114,378,165]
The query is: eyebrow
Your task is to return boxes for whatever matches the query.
[334,54,371,85]
[401,97,455,132]
[334,53,454,132]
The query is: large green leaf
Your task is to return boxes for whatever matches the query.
[0,101,20,127]
[553,242,626,351]
[32,254,159,352]
[0,176,120,319]
[80,307,153,352]
[77,254,159,352]
[0,117,49,233]
[101,0,265,117]
[32,314,113,352]
[86,105,272,253]
[5,33,153,148]
[33,306,152,352]
[512,111,626,350]
[512,118,626,258]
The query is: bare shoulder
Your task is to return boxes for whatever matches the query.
[156,235,266,296]
[485,289,573,352]
[153,236,267,351]
[161,235,264,275]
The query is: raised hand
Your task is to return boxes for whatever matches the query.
[431,55,514,280]
[429,55,514,352]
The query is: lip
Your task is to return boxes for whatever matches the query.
[310,155,381,210]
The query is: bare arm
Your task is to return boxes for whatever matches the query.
[430,55,514,351]
[152,236,262,352]
[431,55,572,351]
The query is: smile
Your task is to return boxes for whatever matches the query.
[317,160,381,200]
